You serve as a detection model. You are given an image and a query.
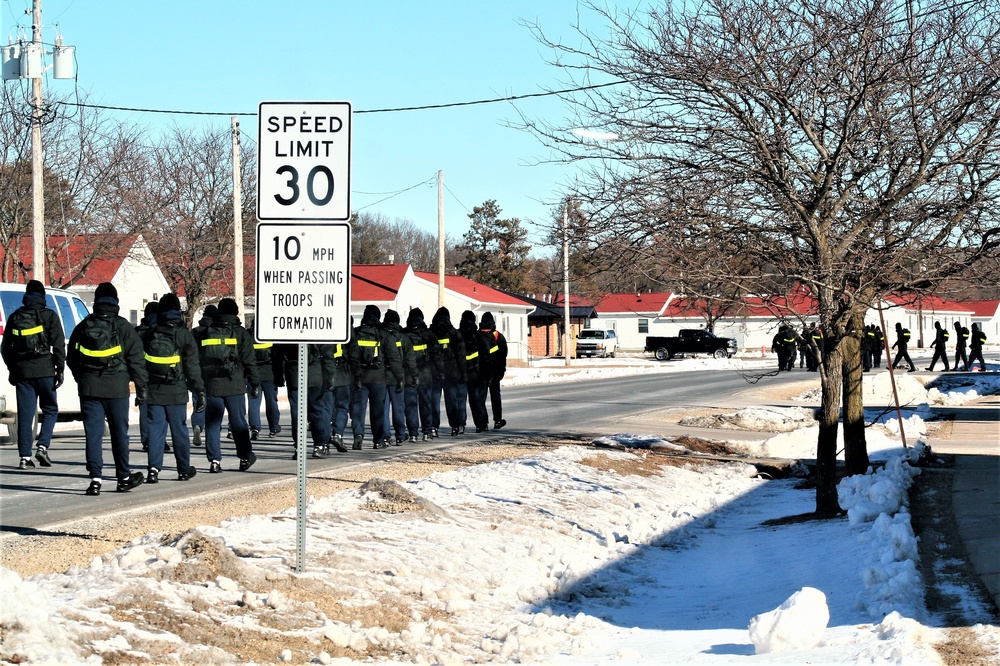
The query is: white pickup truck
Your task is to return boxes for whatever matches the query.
[575,328,618,358]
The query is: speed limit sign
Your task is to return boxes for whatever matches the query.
[257,102,352,221]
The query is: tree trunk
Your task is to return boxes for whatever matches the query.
[842,316,870,475]
[816,344,844,516]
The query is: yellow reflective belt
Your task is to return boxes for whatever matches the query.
[202,338,237,346]
[14,325,43,337]
[396,340,402,347]
[145,353,180,365]
[77,344,122,358]
[489,345,499,354]
[438,338,449,345]
[466,351,479,360]
[334,344,343,358]
[413,344,427,351]
[357,340,378,347]
[253,342,272,350]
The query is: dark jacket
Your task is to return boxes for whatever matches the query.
[459,312,492,385]
[932,323,950,351]
[382,320,417,386]
[892,325,910,350]
[1,294,65,382]
[250,326,276,384]
[143,310,203,405]
[272,343,331,390]
[195,313,259,397]
[480,325,508,382]
[351,315,403,385]
[67,299,147,399]
[329,338,359,388]
[430,309,466,384]
[955,324,969,350]
[404,313,441,386]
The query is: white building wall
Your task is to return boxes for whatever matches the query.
[70,236,171,326]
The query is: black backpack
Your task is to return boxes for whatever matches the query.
[200,322,240,379]
[74,314,122,373]
[144,325,181,382]
[7,307,49,359]
[355,328,381,369]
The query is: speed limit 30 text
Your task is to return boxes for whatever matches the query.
[265,115,344,158]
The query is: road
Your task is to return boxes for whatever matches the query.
[0,368,810,534]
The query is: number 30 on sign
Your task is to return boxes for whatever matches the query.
[257,102,352,221]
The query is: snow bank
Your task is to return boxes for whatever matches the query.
[748,586,829,653]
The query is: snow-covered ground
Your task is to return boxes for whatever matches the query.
[2,356,999,664]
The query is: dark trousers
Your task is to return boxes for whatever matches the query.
[351,382,386,444]
[468,380,490,430]
[928,346,949,371]
[148,403,191,474]
[969,347,987,371]
[861,348,872,372]
[444,381,467,428]
[384,384,407,441]
[404,384,431,436]
[82,396,131,482]
[873,346,883,367]
[139,402,151,449]
[487,379,503,422]
[288,385,331,448]
[430,381,443,430]
[190,391,205,431]
[331,385,351,436]
[15,377,58,458]
[248,379,280,433]
[892,349,915,371]
[205,394,251,462]
[955,346,969,371]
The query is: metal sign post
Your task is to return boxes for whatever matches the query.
[256,101,352,572]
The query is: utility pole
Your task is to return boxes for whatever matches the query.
[437,169,445,307]
[232,116,244,311]
[31,0,44,282]
[563,205,571,367]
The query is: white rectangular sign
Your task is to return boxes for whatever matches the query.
[255,222,352,343]
[257,101,352,221]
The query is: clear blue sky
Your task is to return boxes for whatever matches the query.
[3,0,616,250]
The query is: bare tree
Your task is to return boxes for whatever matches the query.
[350,211,452,271]
[528,0,1000,515]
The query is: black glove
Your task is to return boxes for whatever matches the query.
[395,381,403,394]
[353,380,363,391]
[194,391,206,414]
[249,384,261,399]
[53,371,64,389]
[324,380,336,393]
[135,385,147,406]
[409,378,418,388]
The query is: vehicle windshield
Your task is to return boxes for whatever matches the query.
[578,330,606,339]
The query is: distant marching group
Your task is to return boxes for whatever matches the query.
[1,280,508,496]
[770,319,988,373]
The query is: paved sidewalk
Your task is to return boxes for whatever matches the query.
[926,397,1000,609]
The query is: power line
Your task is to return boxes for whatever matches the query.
[51,80,625,118]
[353,176,437,211]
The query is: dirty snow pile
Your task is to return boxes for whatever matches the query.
[1,368,998,664]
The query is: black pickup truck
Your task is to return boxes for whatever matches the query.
[645,329,738,361]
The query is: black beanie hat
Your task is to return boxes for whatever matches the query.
[461,310,476,324]
[158,293,181,314]
[384,309,400,325]
[407,307,424,326]
[144,301,158,317]
[218,297,239,316]
[25,279,45,296]
[480,311,495,328]
[363,304,381,321]
[203,304,218,318]
[94,282,118,302]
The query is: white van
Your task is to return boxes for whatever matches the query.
[0,283,91,443]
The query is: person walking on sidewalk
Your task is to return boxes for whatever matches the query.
[926,321,950,371]
[196,298,259,472]
[460,310,492,433]
[0,280,65,470]
[479,312,508,429]
[246,319,281,440]
[430,307,467,436]
[350,305,402,449]
[404,308,440,440]
[891,322,916,372]
[953,321,970,372]
[189,304,216,448]
[141,293,203,482]
[136,301,159,454]
[969,323,988,372]
[67,282,148,496]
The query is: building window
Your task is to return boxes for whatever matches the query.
[638,318,649,334]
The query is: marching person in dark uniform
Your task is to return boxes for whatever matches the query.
[247,320,281,439]
[891,322,916,372]
[67,282,148,496]
[136,301,158,454]
[141,293,203,482]
[327,332,358,452]
[953,321,970,371]
[189,304,216,448]
[926,321,950,371]
[430,307,467,436]
[1,280,65,470]
[196,297,259,472]
[872,325,885,368]
[969,323,988,372]
[805,322,822,372]
[479,312,508,430]
[860,324,873,372]
[381,309,415,444]
[404,308,440,441]
[273,343,340,457]
[771,325,793,372]
[460,310,492,432]
[350,304,403,449]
